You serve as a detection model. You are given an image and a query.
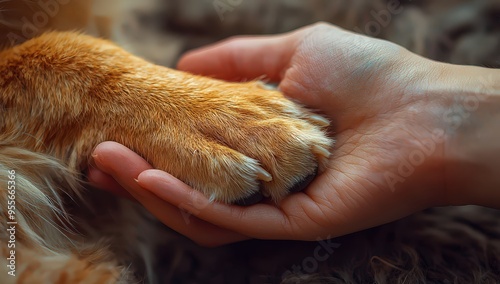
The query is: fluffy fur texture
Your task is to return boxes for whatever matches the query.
[0,0,333,282]
[0,0,499,283]
[0,31,332,203]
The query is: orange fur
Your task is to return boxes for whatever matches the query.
[0,1,332,282]
[0,32,332,202]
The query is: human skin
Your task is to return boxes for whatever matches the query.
[88,23,500,247]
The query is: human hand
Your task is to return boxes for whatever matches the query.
[89,23,465,245]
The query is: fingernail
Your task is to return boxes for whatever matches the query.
[88,154,98,168]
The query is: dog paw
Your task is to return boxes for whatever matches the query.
[1,32,334,205]
[138,78,334,204]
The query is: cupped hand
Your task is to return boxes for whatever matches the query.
[89,23,452,245]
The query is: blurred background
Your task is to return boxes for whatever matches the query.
[114,0,500,68]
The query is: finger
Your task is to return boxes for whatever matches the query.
[137,169,300,240]
[177,31,301,82]
[91,141,153,198]
[93,142,247,246]
[86,166,134,200]
[92,141,153,187]
[126,182,248,247]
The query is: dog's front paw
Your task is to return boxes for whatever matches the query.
[142,78,334,205]
[1,32,333,205]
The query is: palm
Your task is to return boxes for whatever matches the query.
[264,26,449,238]
[278,102,444,239]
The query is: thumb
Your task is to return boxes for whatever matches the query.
[177,31,302,82]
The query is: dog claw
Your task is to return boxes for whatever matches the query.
[256,166,273,182]
[209,193,217,203]
[312,145,331,159]
[309,115,330,127]
[255,81,276,90]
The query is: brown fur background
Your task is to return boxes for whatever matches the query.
[108,1,500,283]
[113,0,500,68]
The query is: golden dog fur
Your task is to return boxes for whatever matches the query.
[0,0,333,282]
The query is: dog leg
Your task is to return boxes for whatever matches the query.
[0,31,333,204]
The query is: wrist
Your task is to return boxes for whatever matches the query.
[436,64,500,208]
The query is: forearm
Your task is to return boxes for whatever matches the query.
[439,64,500,208]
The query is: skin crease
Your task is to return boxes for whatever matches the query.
[89,23,500,247]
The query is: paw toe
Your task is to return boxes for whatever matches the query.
[234,191,264,206]
[288,168,318,193]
